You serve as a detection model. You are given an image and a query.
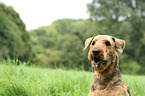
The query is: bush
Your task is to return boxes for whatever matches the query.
[139,55,145,74]
[120,59,141,74]
[60,35,85,69]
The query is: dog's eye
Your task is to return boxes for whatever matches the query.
[92,41,95,45]
[105,41,111,46]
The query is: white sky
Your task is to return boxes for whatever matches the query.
[0,0,92,30]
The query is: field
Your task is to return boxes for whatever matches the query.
[0,60,145,96]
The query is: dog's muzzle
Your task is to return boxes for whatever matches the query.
[92,49,107,67]
[93,60,106,67]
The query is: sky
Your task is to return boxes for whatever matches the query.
[0,0,92,30]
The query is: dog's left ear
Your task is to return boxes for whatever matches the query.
[112,37,125,53]
[83,37,94,50]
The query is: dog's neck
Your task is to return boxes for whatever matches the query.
[93,54,123,90]
[94,66,122,82]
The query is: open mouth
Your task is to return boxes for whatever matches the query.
[93,58,106,67]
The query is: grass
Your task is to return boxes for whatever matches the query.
[0,60,145,96]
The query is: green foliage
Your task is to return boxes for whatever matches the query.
[48,50,62,68]
[29,20,83,69]
[0,61,145,96]
[120,59,141,74]
[53,19,76,35]
[60,35,84,69]
[0,3,32,61]
[139,55,145,73]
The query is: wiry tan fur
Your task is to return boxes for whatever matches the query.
[84,35,130,96]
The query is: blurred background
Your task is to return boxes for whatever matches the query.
[0,0,145,75]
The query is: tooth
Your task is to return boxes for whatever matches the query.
[95,64,98,67]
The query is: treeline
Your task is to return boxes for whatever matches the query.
[0,3,32,61]
[30,19,95,70]
[0,1,145,75]
[30,18,145,75]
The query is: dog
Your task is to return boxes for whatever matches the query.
[83,35,131,96]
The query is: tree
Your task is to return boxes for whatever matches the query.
[0,3,32,61]
[53,19,75,35]
[60,35,85,69]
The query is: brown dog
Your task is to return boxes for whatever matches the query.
[83,35,131,96]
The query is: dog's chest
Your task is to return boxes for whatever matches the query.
[89,81,129,96]
[89,88,125,96]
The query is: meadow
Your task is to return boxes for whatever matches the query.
[0,60,145,96]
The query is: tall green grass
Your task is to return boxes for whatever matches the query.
[0,60,145,96]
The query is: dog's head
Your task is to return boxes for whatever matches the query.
[83,35,125,72]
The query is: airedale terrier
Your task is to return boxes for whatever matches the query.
[83,35,131,96]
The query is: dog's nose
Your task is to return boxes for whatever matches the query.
[92,49,100,55]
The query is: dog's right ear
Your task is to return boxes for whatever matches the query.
[83,37,94,50]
